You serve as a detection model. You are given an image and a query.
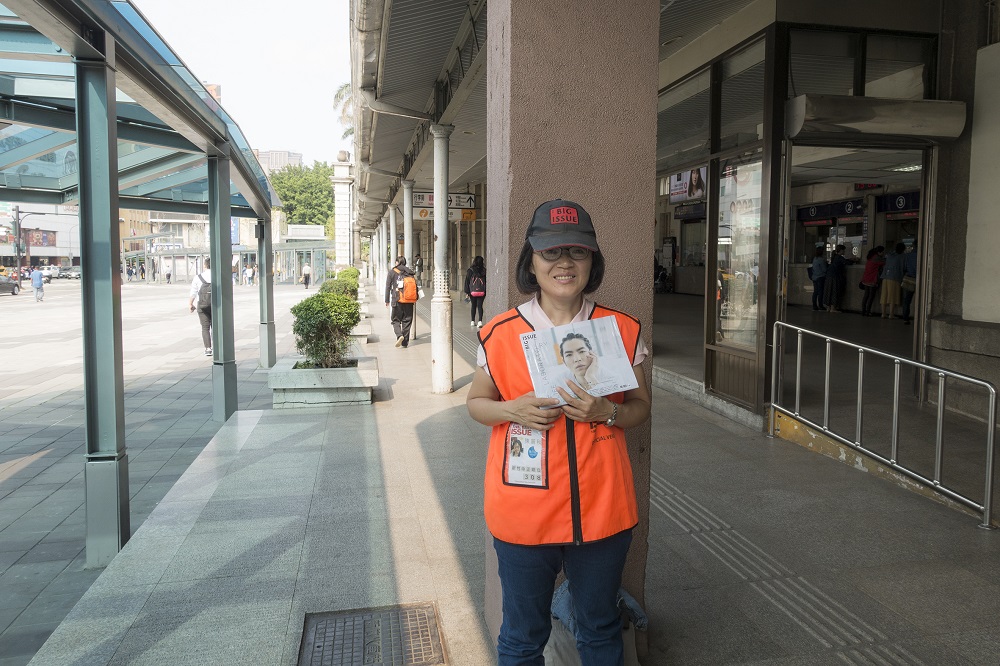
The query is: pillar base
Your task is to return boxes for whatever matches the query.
[213,360,238,422]
[260,321,276,368]
[85,454,130,568]
[431,294,454,394]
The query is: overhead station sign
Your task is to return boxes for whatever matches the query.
[412,191,477,221]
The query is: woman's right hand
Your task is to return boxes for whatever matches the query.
[506,392,562,431]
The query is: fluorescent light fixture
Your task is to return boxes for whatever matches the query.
[886,164,922,172]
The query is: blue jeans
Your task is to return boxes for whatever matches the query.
[493,529,632,666]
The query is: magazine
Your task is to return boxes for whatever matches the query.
[520,317,638,407]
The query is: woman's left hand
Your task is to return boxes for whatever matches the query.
[556,380,614,423]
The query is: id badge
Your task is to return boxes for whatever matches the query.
[505,423,547,488]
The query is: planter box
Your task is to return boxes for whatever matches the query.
[350,321,372,346]
[268,354,379,408]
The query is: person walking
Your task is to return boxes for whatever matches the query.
[901,242,918,325]
[466,199,652,665]
[385,256,417,348]
[414,253,424,285]
[880,242,906,319]
[465,255,487,328]
[301,262,312,289]
[809,247,828,311]
[165,266,172,284]
[29,266,44,302]
[860,246,885,317]
[188,258,213,357]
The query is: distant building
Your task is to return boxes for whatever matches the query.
[253,150,304,173]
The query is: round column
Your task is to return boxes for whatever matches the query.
[430,124,455,394]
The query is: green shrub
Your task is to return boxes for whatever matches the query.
[338,267,360,281]
[319,278,358,299]
[290,293,361,368]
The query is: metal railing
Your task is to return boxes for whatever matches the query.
[769,321,998,529]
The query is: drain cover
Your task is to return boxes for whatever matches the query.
[298,602,446,665]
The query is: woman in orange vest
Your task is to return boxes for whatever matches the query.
[467,199,651,665]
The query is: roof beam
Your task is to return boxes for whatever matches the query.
[0,129,74,171]
[0,22,72,61]
[121,160,207,197]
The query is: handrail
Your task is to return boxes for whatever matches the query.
[769,321,998,529]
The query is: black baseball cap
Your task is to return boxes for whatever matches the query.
[526,199,599,253]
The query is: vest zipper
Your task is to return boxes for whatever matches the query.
[564,415,584,544]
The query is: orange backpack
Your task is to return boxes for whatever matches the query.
[395,269,419,303]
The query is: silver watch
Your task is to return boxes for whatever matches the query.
[604,402,618,428]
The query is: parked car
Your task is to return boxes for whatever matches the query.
[41,266,60,280]
[63,266,81,279]
[0,275,20,296]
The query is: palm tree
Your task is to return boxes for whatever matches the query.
[333,82,354,140]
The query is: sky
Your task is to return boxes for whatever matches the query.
[132,0,353,166]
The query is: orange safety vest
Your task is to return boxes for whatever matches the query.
[478,304,642,546]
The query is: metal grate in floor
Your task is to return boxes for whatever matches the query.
[298,602,446,665]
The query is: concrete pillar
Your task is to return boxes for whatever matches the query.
[75,42,130,568]
[389,206,398,263]
[485,0,658,648]
[257,218,276,368]
[430,124,455,394]
[402,180,415,266]
[208,151,238,421]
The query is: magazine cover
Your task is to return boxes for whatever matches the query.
[520,317,638,407]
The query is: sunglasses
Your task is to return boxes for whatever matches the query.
[536,247,592,261]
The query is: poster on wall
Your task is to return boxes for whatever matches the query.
[669,166,707,204]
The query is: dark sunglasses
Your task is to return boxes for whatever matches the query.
[536,247,592,261]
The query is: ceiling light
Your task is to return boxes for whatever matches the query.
[886,164,922,172]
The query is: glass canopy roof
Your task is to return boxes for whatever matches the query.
[0,1,277,217]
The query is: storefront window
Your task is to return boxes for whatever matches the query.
[721,40,766,151]
[788,30,858,97]
[865,34,933,99]
[657,69,711,172]
[716,154,762,348]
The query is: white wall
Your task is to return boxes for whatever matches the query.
[963,43,1000,323]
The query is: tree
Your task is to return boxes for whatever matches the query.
[333,82,353,140]
[270,162,335,227]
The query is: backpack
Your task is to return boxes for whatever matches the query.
[469,271,485,297]
[197,274,211,310]
[395,268,418,303]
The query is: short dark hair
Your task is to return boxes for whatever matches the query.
[559,332,593,358]
[396,256,406,266]
[204,258,211,268]
[514,241,605,295]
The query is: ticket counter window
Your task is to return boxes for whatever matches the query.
[716,156,762,348]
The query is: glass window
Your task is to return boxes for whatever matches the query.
[789,30,858,97]
[657,69,711,172]
[681,220,706,267]
[721,40,766,151]
[715,153,762,348]
[865,34,933,99]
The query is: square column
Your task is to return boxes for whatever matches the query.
[257,218,276,368]
[485,0,659,647]
[75,43,129,569]
[208,151,238,421]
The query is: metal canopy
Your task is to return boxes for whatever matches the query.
[0,0,277,218]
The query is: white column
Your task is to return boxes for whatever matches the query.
[389,206,398,265]
[402,180,415,266]
[431,124,454,394]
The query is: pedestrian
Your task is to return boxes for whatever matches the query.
[165,267,172,284]
[824,244,849,312]
[466,199,651,665]
[188,257,213,357]
[465,255,487,328]
[859,246,885,317]
[29,265,44,302]
[384,256,417,348]
[414,253,424,285]
[139,263,145,280]
[126,264,133,282]
[880,242,906,319]
[809,246,827,311]
[901,242,918,325]
[302,262,312,289]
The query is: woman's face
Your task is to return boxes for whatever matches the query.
[562,339,595,376]
[530,249,592,302]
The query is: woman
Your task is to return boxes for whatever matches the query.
[467,199,651,665]
[824,244,849,313]
[881,242,906,319]
[810,246,828,311]
[860,246,885,317]
[464,255,487,328]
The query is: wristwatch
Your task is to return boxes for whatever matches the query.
[604,401,618,428]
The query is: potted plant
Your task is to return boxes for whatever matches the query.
[268,292,378,407]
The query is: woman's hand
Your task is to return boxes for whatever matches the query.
[556,380,614,424]
[506,392,562,431]
[467,367,561,430]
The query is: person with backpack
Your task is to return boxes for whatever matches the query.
[385,256,418,348]
[188,257,213,357]
[465,255,487,328]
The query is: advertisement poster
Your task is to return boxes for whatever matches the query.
[520,317,638,407]
[669,166,708,204]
